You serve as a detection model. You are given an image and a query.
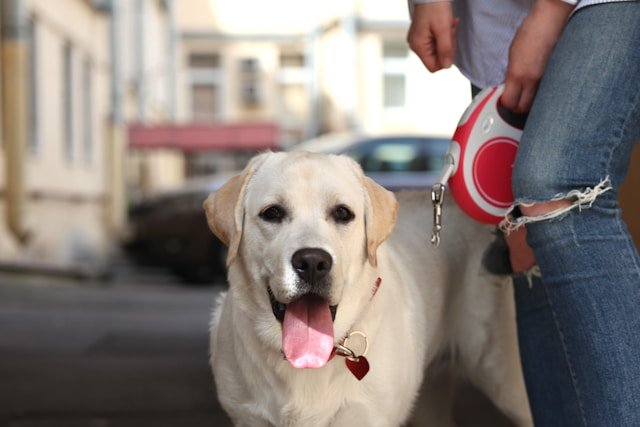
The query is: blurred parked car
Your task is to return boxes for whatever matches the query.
[293,133,449,190]
[123,174,233,284]
[123,133,450,284]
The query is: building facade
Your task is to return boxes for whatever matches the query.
[174,0,471,144]
[0,0,175,271]
[1,0,110,269]
[10,1,633,274]
[130,0,472,193]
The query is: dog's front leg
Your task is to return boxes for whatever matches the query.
[330,403,380,427]
[280,403,378,427]
[232,419,271,427]
[225,406,274,427]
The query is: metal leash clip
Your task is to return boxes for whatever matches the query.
[430,154,455,247]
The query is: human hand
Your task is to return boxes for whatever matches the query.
[504,227,537,273]
[502,0,573,113]
[407,2,458,72]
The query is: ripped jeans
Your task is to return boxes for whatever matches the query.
[508,3,640,426]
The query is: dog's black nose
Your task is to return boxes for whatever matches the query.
[291,248,332,284]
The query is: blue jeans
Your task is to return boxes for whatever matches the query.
[511,3,640,426]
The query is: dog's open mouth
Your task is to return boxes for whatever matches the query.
[268,287,338,369]
[268,287,337,322]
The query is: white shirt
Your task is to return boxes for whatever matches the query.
[408,0,633,88]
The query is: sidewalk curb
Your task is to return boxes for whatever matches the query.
[0,260,111,281]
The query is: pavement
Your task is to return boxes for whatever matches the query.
[0,267,232,427]
[0,263,515,427]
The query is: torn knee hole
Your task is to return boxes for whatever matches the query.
[500,177,613,232]
[520,200,572,217]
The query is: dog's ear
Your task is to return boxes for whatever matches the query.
[203,153,269,266]
[363,176,398,266]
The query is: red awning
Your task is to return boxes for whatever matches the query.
[128,123,279,152]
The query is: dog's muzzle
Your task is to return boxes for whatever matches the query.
[267,248,337,322]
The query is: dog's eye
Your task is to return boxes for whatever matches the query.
[332,205,355,224]
[260,205,286,223]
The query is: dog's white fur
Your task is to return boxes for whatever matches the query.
[205,151,532,427]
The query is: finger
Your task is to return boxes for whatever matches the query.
[501,80,522,112]
[451,18,459,65]
[407,30,442,72]
[414,44,442,72]
[516,84,537,113]
[412,41,443,72]
[433,24,454,69]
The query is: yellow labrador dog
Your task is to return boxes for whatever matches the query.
[204,151,532,426]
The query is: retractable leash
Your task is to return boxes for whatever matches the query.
[430,84,528,247]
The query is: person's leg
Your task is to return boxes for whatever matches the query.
[509,3,640,426]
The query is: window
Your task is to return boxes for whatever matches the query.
[277,49,309,139]
[63,41,74,160]
[239,57,262,106]
[280,53,304,68]
[189,53,220,70]
[349,142,419,173]
[383,75,406,108]
[82,57,93,163]
[345,137,449,173]
[189,52,221,121]
[383,42,409,59]
[382,40,409,109]
[240,57,259,73]
[191,84,218,122]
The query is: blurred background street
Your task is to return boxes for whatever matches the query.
[0,266,516,427]
[0,1,479,424]
[0,263,232,427]
[0,0,638,425]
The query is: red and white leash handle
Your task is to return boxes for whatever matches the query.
[430,84,526,247]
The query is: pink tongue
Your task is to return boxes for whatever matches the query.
[282,295,334,369]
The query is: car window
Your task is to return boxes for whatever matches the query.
[345,138,449,173]
[420,138,449,171]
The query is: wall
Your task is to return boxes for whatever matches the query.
[18,0,111,265]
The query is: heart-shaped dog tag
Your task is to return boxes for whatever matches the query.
[345,356,369,381]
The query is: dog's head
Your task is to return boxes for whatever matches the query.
[204,151,398,369]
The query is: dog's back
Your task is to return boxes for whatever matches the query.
[386,191,531,426]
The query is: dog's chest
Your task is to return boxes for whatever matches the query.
[267,361,365,424]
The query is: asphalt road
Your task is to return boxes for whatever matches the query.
[0,269,232,427]
[0,265,515,427]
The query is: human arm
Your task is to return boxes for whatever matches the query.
[501,0,575,113]
[407,0,458,72]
